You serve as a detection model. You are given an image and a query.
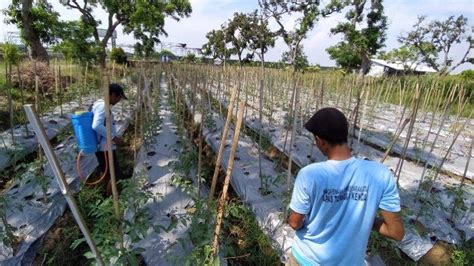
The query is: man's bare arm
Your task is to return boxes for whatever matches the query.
[287,209,305,230]
[373,210,404,241]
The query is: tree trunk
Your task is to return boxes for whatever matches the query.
[358,54,370,81]
[98,47,107,68]
[21,0,49,63]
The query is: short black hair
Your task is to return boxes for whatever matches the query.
[109,83,127,99]
[304,107,348,145]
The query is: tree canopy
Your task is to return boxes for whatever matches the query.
[5,0,63,62]
[60,0,192,66]
[259,0,325,71]
[398,15,473,75]
[281,45,308,71]
[202,29,231,62]
[326,0,388,76]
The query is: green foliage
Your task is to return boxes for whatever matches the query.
[53,20,102,64]
[326,0,387,73]
[31,157,50,202]
[183,53,196,63]
[223,11,273,64]
[0,195,17,248]
[133,37,155,58]
[281,45,309,71]
[260,0,321,70]
[451,242,474,266]
[5,0,63,46]
[74,175,155,264]
[158,49,176,61]
[110,47,128,65]
[202,29,231,62]
[62,0,192,64]
[222,200,280,265]
[459,69,474,80]
[398,15,473,75]
[120,175,154,244]
[327,42,362,71]
[379,45,419,64]
[1,43,21,66]
[246,10,276,61]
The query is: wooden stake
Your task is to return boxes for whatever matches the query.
[209,85,238,200]
[212,100,245,256]
[102,69,122,243]
[395,84,422,183]
[450,137,472,220]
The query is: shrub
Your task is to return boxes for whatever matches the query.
[11,61,55,93]
[110,47,127,65]
[2,43,21,66]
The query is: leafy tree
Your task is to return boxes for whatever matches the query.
[61,0,192,66]
[326,42,361,71]
[281,46,309,70]
[110,47,127,65]
[259,0,322,72]
[53,20,101,64]
[459,69,474,80]
[2,43,21,143]
[398,15,473,75]
[183,53,196,63]
[378,44,429,72]
[202,29,231,63]
[133,35,155,58]
[156,49,176,62]
[326,0,388,76]
[224,12,256,66]
[2,43,21,66]
[247,10,276,64]
[4,0,63,62]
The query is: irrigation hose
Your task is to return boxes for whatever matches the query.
[76,151,109,186]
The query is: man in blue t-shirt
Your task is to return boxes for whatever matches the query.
[287,107,404,265]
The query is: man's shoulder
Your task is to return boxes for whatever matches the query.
[299,161,331,177]
[355,158,390,171]
[354,158,394,181]
[92,99,105,110]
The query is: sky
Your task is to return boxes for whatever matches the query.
[0,0,473,73]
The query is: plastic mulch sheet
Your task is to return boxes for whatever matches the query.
[0,99,134,265]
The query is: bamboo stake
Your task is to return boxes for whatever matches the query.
[450,137,472,220]
[380,118,410,163]
[287,85,301,197]
[258,60,264,192]
[102,69,122,244]
[15,61,28,137]
[282,74,298,154]
[349,82,363,149]
[395,84,422,183]
[415,108,472,222]
[58,63,63,117]
[357,82,370,144]
[209,85,238,200]
[197,83,205,195]
[212,100,245,256]
[133,71,142,160]
[413,85,456,202]
[5,60,14,145]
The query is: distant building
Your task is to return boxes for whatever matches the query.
[367,59,437,77]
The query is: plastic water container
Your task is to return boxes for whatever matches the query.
[71,112,98,154]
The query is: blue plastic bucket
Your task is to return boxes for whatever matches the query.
[71,112,98,154]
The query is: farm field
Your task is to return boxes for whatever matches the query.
[0,59,472,264]
[1,0,474,265]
